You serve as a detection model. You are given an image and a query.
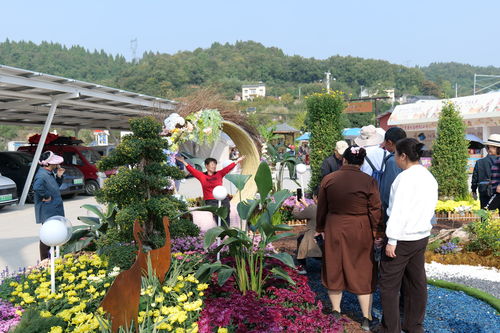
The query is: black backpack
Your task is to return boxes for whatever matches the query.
[365,151,389,186]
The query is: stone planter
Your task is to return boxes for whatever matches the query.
[189,209,217,232]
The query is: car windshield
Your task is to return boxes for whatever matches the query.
[81,149,101,164]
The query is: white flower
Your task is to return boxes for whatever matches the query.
[203,127,212,135]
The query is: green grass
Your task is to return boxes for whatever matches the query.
[427,279,500,313]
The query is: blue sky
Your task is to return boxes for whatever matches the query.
[1,0,499,67]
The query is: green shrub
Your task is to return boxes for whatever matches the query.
[169,218,201,238]
[13,309,66,333]
[306,91,345,192]
[427,239,443,252]
[465,210,500,255]
[96,116,186,245]
[430,102,469,199]
[98,243,138,271]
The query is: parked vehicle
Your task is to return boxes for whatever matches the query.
[0,151,85,202]
[18,139,106,195]
[0,174,17,210]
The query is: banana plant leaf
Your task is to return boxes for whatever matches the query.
[225,174,251,191]
[255,162,273,203]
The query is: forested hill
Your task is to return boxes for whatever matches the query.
[1,39,498,99]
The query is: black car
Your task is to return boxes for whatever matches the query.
[0,151,85,202]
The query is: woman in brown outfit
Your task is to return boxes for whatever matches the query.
[316,146,383,330]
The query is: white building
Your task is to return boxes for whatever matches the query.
[242,83,266,101]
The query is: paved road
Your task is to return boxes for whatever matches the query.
[0,166,311,274]
[0,195,98,274]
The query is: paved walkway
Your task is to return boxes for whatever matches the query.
[0,166,311,274]
[0,195,98,273]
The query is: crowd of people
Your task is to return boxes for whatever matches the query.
[297,125,438,332]
[32,122,495,333]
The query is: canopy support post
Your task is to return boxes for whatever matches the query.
[19,93,79,206]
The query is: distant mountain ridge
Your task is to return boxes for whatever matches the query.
[1,39,499,99]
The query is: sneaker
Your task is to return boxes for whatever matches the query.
[297,270,307,275]
[361,317,370,331]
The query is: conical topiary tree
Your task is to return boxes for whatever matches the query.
[306,92,346,192]
[96,116,187,245]
[430,101,469,199]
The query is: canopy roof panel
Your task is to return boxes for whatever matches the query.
[0,64,178,130]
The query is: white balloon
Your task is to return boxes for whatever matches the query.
[212,185,228,201]
[296,163,307,174]
[40,216,71,246]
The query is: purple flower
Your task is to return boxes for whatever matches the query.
[0,300,22,333]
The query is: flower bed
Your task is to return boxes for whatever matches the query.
[198,261,343,333]
[0,252,209,332]
[434,200,485,221]
[0,300,22,333]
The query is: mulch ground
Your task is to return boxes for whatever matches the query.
[274,223,500,332]
[274,226,367,332]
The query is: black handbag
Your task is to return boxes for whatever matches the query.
[314,234,324,254]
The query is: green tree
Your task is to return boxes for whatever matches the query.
[306,92,346,191]
[430,102,469,199]
[96,116,186,245]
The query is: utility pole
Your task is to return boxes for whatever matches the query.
[325,72,331,92]
[455,83,458,98]
[130,38,138,63]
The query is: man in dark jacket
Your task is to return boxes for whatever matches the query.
[379,127,407,224]
[320,140,348,181]
[472,134,500,208]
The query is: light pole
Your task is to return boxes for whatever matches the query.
[212,185,228,261]
[39,216,72,293]
[296,163,307,195]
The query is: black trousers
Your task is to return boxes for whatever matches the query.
[205,197,231,227]
[379,237,428,333]
[40,241,50,260]
[479,191,492,209]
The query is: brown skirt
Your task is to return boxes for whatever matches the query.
[321,213,376,294]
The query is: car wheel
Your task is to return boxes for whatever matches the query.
[84,180,100,196]
[0,205,5,210]
[26,187,35,204]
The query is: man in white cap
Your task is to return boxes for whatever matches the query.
[33,151,66,259]
[320,140,349,181]
[355,125,386,177]
[472,134,500,208]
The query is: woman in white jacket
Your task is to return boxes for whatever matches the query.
[379,138,438,333]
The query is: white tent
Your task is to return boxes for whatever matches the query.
[388,92,500,142]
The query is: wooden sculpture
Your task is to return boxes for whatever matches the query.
[100,217,172,332]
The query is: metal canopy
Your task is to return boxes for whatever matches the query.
[0,64,178,206]
[0,64,177,130]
